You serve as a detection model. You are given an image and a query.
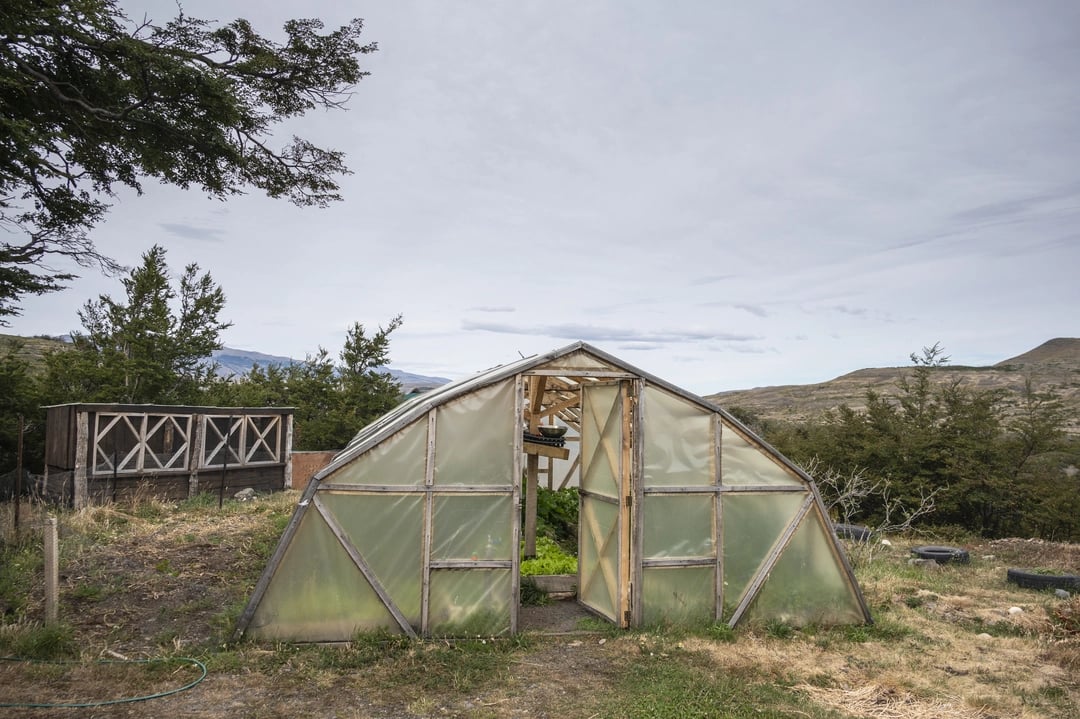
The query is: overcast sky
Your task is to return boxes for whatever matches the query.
[11,1,1079,394]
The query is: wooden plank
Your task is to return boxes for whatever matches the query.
[421,409,436,635]
[313,494,417,638]
[618,380,633,628]
[642,486,721,495]
[511,374,525,635]
[642,557,716,568]
[525,453,540,558]
[283,414,294,489]
[714,413,724,622]
[524,376,548,558]
[319,482,512,493]
[529,574,577,594]
[539,393,579,418]
[73,410,88,509]
[188,413,205,497]
[526,369,637,378]
[428,560,513,569]
[522,441,570,460]
[630,378,645,627]
[719,485,808,493]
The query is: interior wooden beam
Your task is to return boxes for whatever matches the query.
[524,375,548,558]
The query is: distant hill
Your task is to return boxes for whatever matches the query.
[0,334,451,393]
[706,338,1080,434]
[210,347,450,392]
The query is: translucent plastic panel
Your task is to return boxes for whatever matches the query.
[538,350,619,371]
[428,569,512,636]
[434,379,515,486]
[721,492,806,613]
[319,493,424,624]
[643,494,714,559]
[580,384,621,498]
[642,387,714,488]
[327,419,427,486]
[745,510,866,626]
[432,494,513,561]
[721,423,802,486]
[642,566,715,626]
[248,508,399,641]
[579,497,619,620]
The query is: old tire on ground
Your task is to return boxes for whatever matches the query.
[834,523,872,542]
[910,545,970,565]
[1005,568,1080,591]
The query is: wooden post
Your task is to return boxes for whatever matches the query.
[73,410,89,509]
[524,376,547,558]
[189,413,204,498]
[283,414,294,489]
[14,414,23,536]
[44,517,58,624]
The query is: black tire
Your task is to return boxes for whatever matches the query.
[910,545,970,565]
[834,523,872,542]
[1006,568,1080,591]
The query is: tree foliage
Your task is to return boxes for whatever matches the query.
[768,344,1079,540]
[0,339,44,483]
[0,0,375,320]
[204,316,404,450]
[42,245,230,404]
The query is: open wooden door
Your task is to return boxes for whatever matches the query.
[578,380,633,626]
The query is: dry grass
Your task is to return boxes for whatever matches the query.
[2,496,1079,718]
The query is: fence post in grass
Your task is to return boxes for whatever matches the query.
[44,516,59,624]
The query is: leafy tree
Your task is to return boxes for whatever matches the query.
[337,316,404,436]
[0,0,375,321]
[203,316,404,450]
[0,339,45,481]
[770,343,1077,538]
[42,245,230,404]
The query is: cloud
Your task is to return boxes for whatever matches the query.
[733,303,769,318]
[468,306,516,313]
[159,223,226,243]
[690,275,738,286]
[461,320,760,344]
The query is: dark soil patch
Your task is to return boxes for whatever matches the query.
[518,598,600,634]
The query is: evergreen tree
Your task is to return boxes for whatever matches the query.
[43,245,230,404]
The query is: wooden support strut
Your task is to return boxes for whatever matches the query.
[523,375,548,558]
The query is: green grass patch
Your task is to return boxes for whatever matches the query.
[0,622,77,659]
[0,538,42,616]
[601,649,837,718]
[520,535,577,576]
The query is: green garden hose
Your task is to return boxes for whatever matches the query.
[0,655,207,708]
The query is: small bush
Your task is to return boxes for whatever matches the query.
[519,577,549,606]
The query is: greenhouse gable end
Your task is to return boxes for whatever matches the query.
[236,342,871,640]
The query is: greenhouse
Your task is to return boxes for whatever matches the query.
[235,343,871,641]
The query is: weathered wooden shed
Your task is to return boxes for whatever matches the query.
[236,343,871,641]
[43,403,294,507]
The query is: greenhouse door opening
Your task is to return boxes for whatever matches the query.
[578,380,633,627]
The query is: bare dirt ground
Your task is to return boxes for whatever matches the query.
[2,495,1078,718]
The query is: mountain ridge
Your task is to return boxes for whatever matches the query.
[705,338,1080,434]
[0,334,450,393]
